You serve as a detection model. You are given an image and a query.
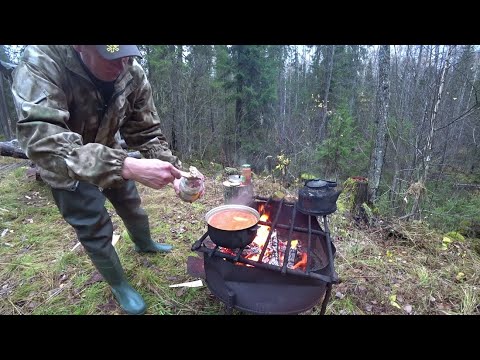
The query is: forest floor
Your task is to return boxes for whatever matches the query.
[0,156,479,315]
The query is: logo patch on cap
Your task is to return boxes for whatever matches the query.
[106,45,120,53]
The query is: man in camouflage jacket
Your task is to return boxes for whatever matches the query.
[11,45,203,315]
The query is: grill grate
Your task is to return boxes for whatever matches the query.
[192,196,338,283]
[191,196,339,314]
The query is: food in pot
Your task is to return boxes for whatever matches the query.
[208,209,258,231]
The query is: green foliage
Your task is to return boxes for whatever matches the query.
[315,102,369,178]
[404,177,480,236]
[445,231,465,242]
[300,173,317,180]
[227,45,281,160]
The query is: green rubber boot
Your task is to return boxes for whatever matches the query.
[133,239,173,253]
[125,223,173,254]
[89,251,146,315]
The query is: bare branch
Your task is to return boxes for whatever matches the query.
[434,103,480,132]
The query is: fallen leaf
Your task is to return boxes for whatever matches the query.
[176,287,186,297]
[27,301,39,309]
[97,298,120,313]
[389,294,402,309]
[85,272,104,285]
[442,236,452,244]
[456,272,466,281]
[141,258,153,268]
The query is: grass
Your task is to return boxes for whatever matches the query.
[1,156,479,315]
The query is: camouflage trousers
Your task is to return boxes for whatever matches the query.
[50,180,150,258]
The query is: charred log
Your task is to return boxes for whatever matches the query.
[0,141,28,159]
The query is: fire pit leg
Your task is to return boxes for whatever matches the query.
[320,283,333,315]
[234,246,247,262]
[224,289,236,315]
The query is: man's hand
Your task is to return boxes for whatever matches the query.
[122,157,182,189]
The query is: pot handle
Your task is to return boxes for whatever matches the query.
[248,224,260,232]
[247,224,260,240]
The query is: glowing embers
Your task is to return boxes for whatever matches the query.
[215,212,309,271]
[245,223,306,270]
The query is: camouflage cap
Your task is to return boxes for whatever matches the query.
[95,45,142,60]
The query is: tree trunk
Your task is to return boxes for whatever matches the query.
[422,46,453,184]
[409,46,453,220]
[344,177,370,222]
[319,45,335,140]
[368,45,390,203]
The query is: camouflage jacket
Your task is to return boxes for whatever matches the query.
[11,45,181,190]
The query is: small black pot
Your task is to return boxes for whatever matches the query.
[205,205,260,249]
[297,179,342,216]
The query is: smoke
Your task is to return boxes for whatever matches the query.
[225,185,254,207]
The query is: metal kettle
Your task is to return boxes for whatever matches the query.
[297,179,342,215]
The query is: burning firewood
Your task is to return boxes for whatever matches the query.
[268,230,280,266]
[287,240,298,269]
[292,252,307,270]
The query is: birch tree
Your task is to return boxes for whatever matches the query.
[368,45,390,203]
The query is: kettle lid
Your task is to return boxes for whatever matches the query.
[305,179,337,188]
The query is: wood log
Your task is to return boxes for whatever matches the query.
[0,142,28,159]
[343,177,370,222]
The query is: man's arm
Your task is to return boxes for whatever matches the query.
[119,66,182,169]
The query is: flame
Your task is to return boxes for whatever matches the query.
[252,214,270,246]
[243,213,270,262]
[258,203,265,214]
[292,252,307,270]
[233,208,308,271]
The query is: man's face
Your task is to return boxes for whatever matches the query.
[73,45,130,81]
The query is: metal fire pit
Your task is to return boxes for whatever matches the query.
[191,196,338,315]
